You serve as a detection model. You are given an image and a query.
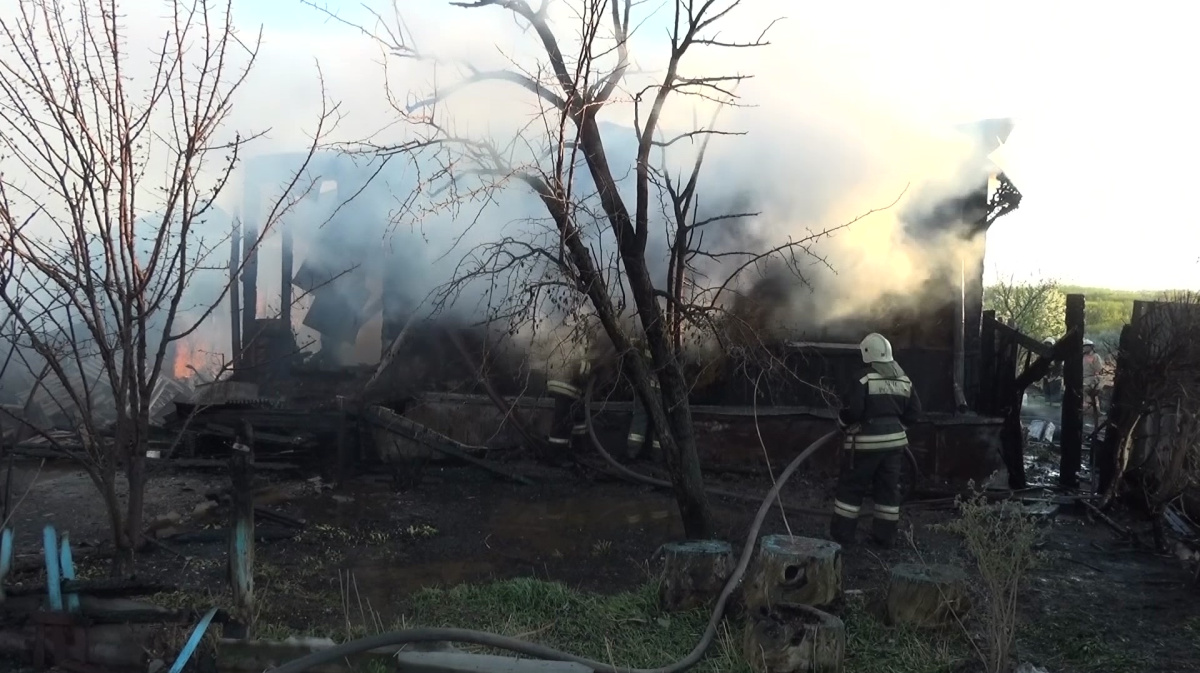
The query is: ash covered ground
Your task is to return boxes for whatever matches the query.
[3,440,1196,673]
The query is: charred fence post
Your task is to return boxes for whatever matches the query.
[1097,322,1134,497]
[228,421,255,637]
[979,311,997,415]
[1060,294,1086,489]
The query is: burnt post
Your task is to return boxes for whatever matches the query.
[979,310,997,415]
[1060,294,1086,489]
[230,218,242,367]
[228,421,255,637]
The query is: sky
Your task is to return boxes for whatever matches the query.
[19,0,1199,292]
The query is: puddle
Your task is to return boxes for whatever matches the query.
[488,493,682,554]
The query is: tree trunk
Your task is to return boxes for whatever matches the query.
[744,535,843,612]
[572,114,714,539]
[123,444,147,570]
[657,367,713,538]
[98,473,129,579]
[885,563,971,628]
[658,540,734,612]
[744,603,845,673]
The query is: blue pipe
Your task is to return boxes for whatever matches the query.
[169,607,219,673]
[0,528,13,596]
[42,525,62,611]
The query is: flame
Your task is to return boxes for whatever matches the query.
[172,338,201,379]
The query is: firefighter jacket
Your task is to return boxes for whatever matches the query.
[1082,352,1104,389]
[838,361,922,451]
[546,357,592,401]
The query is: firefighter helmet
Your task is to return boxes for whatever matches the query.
[859,333,894,364]
[1042,337,1054,346]
[1083,338,1095,348]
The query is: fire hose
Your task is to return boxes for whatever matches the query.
[266,427,838,673]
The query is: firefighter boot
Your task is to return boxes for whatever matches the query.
[829,512,858,546]
[870,516,898,549]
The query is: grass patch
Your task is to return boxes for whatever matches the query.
[401,578,750,672]
[1021,615,1153,673]
[842,594,970,673]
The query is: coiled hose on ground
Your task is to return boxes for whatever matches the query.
[267,424,839,673]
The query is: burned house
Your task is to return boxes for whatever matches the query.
[161,118,1023,487]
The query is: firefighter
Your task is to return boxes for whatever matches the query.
[830,332,922,549]
[1082,338,1105,429]
[1042,337,1063,404]
[546,353,593,465]
[625,343,662,461]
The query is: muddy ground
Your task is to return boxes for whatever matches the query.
[4,448,1198,673]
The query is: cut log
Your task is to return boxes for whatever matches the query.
[657,540,735,612]
[744,602,845,673]
[885,563,972,628]
[744,535,842,611]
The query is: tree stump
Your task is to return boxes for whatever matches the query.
[744,603,845,673]
[658,540,735,612]
[745,535,842,611]
[885,563,972,628]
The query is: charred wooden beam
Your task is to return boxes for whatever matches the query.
[979,310,998,415]
[364,406,534,486]
[992,321,1052,358]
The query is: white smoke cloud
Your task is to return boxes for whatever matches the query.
[2,1,1010,374]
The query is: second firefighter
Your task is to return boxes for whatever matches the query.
[829,332,922,548]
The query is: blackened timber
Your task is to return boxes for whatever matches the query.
[1061,294,1086,489]
[364,405,534,486]
[1000,328,1083,489]
[979,311,997,415]
[992,321,1053,358]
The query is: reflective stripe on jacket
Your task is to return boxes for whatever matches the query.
[839,362,922,451]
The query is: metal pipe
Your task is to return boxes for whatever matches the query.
[953,256,968,412]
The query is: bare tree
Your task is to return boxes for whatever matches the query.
[0,0,335,574]
[308,0,885,537]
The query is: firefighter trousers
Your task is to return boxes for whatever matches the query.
[548,388,588,463]
[830,448,903,547]
[626,391,661,461]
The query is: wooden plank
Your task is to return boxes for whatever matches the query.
[992,320,1052,358]
[365,406,534,486]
